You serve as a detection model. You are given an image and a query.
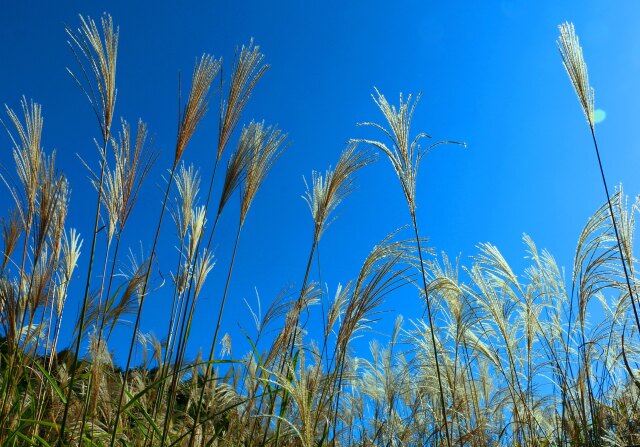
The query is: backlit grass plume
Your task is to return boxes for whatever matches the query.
[218,40,269,161]
[240,120,287,224]
[66,14,118,142]
[304,143,376,241]
[175,55,221,167]
[557,22,595,129]
[4,99,43,224]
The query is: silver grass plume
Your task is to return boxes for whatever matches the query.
[240,120,287,225]
[66,14,118,142]
[303,143,375,241]
[175,55,220,167]
[218,39,269,160]
[218,126,252,215]
[4,98,44,225]
[558,22,595,129]
[112,119,156,230]
[172,163,201,241]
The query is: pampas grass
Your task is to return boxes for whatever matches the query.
[0,14,639,447]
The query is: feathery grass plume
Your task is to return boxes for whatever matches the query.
[49,229,82,363]
[326,283,349,340]
[79,260,147,343]
[66,14,118,142]
[240,120,288,224]
[269,134,367,373]
[217,126,252,215]
[357,89,465,214]
[96,119,154,242]
[175,54,220,167]
[265,350,319,447]
[218,39,269,160]
[193,249,216,299]
[275,282,322,355]
[558,22,595,129]
[111,119,157,233]
[32,153,65,261]
[328,231,414,443]
[303,143,376,241]
[3,98,44,225]
[1,209,21,270]
[171,163,202,241]
[188,206,207,261]
[357,89,422,212]
[99,157,121,243]
[338,230,415,349]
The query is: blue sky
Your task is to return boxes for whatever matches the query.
[1,1,640,365]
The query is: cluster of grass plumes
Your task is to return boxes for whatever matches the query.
[0,14,640,447]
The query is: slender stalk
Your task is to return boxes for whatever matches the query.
[589,126,640,333]
[411,211,452,447]
[58,138,108,444]
[109,164,176,447]
[187,222,242,447]
[157,161,223,447]
[0,194,36,429]
[80,234,122,440]
[264,236,317,447]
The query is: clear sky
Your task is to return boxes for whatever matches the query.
[1,1,640,365]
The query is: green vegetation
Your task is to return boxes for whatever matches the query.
[0,14,639,447]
